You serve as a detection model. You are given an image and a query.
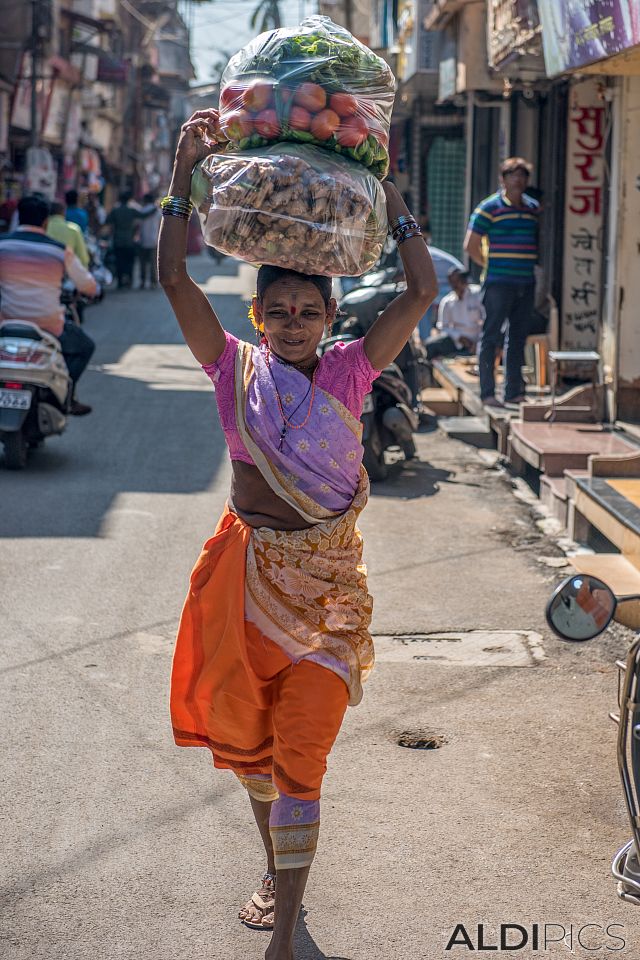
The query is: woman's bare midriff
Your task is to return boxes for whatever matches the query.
[230,460,315,530]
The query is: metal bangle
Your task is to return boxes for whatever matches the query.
[389,215,416,233]
[396,229,423,245]
[392,221,419,239]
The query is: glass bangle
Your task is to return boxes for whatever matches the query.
[160,195,193,216]
[161,208,191,220]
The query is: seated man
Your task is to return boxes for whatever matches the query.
[0,195,97,415]
[426,267,485,361]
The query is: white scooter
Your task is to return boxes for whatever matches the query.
[0,320,71,468]
[547,575,640,905]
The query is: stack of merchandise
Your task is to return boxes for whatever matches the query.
[191,16,396,277]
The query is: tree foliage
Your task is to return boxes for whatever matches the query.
[250,0,282,33]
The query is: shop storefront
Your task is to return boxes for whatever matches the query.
[538,0,640,422]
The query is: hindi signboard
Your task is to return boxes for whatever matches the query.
[537,0,640,76]
[561,78,606,351]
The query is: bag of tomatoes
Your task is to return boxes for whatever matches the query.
[191,143,387,277]
[217,16,395,180]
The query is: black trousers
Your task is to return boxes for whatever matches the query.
[58,320,95,387]
[114,245,136,288]
[138,246,157,287]
[479,282,534,401]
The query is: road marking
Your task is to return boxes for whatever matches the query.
[374,630,546,666]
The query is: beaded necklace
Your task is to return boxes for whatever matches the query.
[265,346,318,451]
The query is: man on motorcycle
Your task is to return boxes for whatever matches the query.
[0,195,97,416]
[47,200,90,268]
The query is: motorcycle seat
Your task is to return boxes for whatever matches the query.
[0,322,45,341]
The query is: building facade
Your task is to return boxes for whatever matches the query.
[0,0,195,215]
[359,0,640,423]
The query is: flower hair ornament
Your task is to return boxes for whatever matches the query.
[248,298,265,335]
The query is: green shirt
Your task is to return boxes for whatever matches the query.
[46,215,90,268]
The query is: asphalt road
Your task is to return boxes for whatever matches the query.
[2,255,640,959]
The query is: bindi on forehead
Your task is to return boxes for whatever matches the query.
[289,294,298,316]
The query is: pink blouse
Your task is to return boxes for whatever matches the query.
[202,332,379,465]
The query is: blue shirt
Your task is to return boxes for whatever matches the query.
[65,206,89,234]
[468,191,539,285]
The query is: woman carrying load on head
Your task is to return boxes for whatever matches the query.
[159,109,437,960]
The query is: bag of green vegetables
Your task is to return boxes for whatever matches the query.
[216,16,395,180]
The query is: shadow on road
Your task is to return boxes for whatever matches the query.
[294,907,354,960]
[370,457,455,499]
[0,268,238,537]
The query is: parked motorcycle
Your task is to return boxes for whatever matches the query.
[337,241,465,340]
[0,320,71,469]
[546,574,640,905]
[318,333,418,482]
[333,306,429,410]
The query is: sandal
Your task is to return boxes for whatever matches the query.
[239,872,276,930]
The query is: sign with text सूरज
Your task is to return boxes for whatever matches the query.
[561,78,605,352]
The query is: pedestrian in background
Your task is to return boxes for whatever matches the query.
[64,190,89,235]
[136,193,161,290]
[425,267,485,361]
[104,192,153,290]
[86,194,106,237]
[464,157,539,408]
[47,200,90,269]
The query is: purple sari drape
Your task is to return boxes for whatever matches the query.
[234,340,364,523]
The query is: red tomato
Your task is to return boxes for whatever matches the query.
[329,92,358,117]
[242,78,274,112]
[220,83,246,112]
[221,110,254,141]
[288,106,312,131]
[310,108,340,141]
[293,82,326,113]
[336,114,369,148]
[254,109,281,139]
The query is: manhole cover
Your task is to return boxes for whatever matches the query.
[374,630,545,666]
[394,730,447,750]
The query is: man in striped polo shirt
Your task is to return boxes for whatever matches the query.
[464,157,539,407]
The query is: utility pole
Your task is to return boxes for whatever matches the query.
[344,0,353,33]
[30,0,40,149]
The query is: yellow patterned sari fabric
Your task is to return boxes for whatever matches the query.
[244,470,374,707]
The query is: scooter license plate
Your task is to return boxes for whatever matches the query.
[0,388,32,410]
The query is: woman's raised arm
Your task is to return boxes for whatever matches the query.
[363,182,438,371]
[159,110,227,366]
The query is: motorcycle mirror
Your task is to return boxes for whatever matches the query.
[545,574,616,642]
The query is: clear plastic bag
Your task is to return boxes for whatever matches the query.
[218,16,395,180]
[191,143,388,277]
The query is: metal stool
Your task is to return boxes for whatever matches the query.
[547,350,600,423]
